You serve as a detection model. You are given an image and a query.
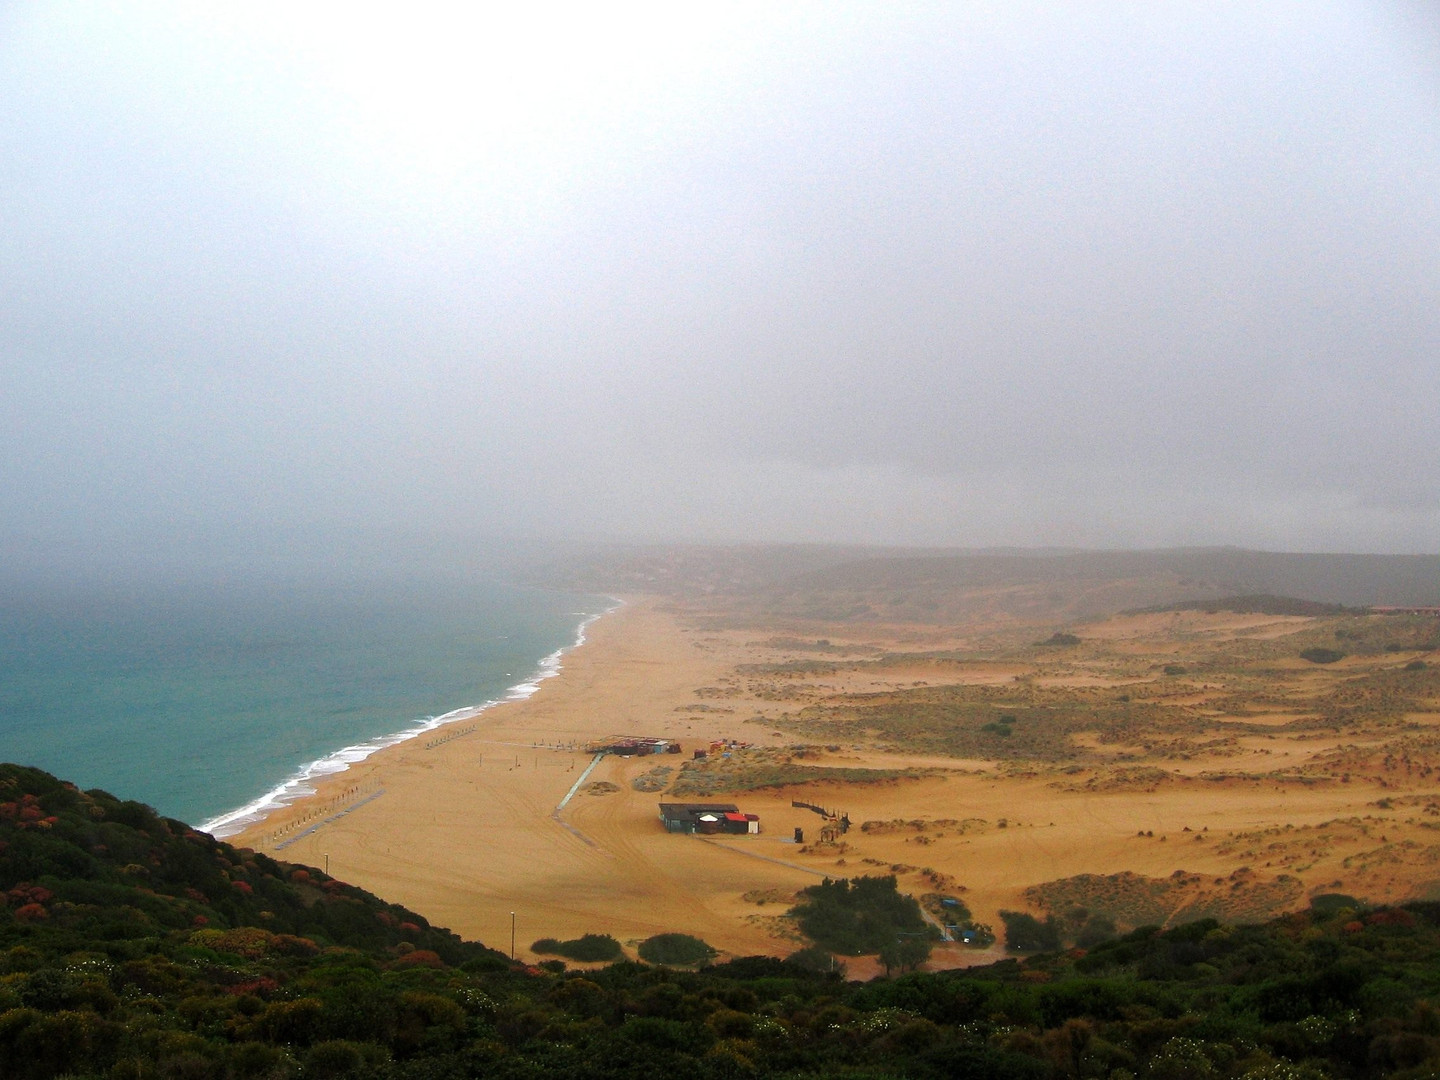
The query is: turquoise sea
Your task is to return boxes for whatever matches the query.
[0,574,606,832]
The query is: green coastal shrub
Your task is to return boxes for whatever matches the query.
[531,933,624,962]
[1300,647,1346,664]
[1000,910,1063,953]
[791,875,930,956]
[785,945,844,974]
[1310,893,1364,915]
[1037,632,1082,647]
[879,934,934,974]
[637,933,716,966]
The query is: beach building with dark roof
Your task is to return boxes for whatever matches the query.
[588,735,679,756]
[658,802,760,835]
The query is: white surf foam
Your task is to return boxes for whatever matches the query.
[197,599,619,838]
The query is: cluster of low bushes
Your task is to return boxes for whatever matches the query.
[1035,632,1082,647]
[529,933,721,967]
[636,932,716,966]
[790,875,935,973]
[669,752,917,796]
[532,933,624,962]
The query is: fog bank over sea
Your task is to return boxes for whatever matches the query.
[0,570,605,827]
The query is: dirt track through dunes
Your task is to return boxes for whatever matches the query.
[230,598,1440,963]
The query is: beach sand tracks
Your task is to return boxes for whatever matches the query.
[567,782,810,956]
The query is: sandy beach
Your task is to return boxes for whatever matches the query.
[230,598,816,959]
[230,595,1440,968]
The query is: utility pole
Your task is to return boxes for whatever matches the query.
[323,853,329,876]
[510,912,516,960]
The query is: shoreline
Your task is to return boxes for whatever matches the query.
[224,594,649,854]
[202,596,619,839]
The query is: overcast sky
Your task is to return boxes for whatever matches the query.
[2,2,1437,575]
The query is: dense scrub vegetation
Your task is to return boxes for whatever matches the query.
[1142,595,1354,617]
[1023,870,1312,934]
[0,765,494,967]
[773,687,1172,761]
[763,611,1440,762]
[1036,632,1082,647]
[532,934,624,962]
[999,909,1065,953]
[636,932,717,966]
[790,876,934,972]
[11,765,1440,1077]
[670,748,925,796]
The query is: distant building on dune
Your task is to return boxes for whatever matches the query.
[658,802,760,835]
[588,735,680,756]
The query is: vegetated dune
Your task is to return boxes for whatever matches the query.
[739,549,1440,626]
[542,543,1440,621]
[776,548,1440,605]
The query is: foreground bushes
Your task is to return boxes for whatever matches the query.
[11,907,1440,1080]
[10,889,1440,1079]
[12,765,1440,1077]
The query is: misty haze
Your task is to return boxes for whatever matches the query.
[1,2,1437,577]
